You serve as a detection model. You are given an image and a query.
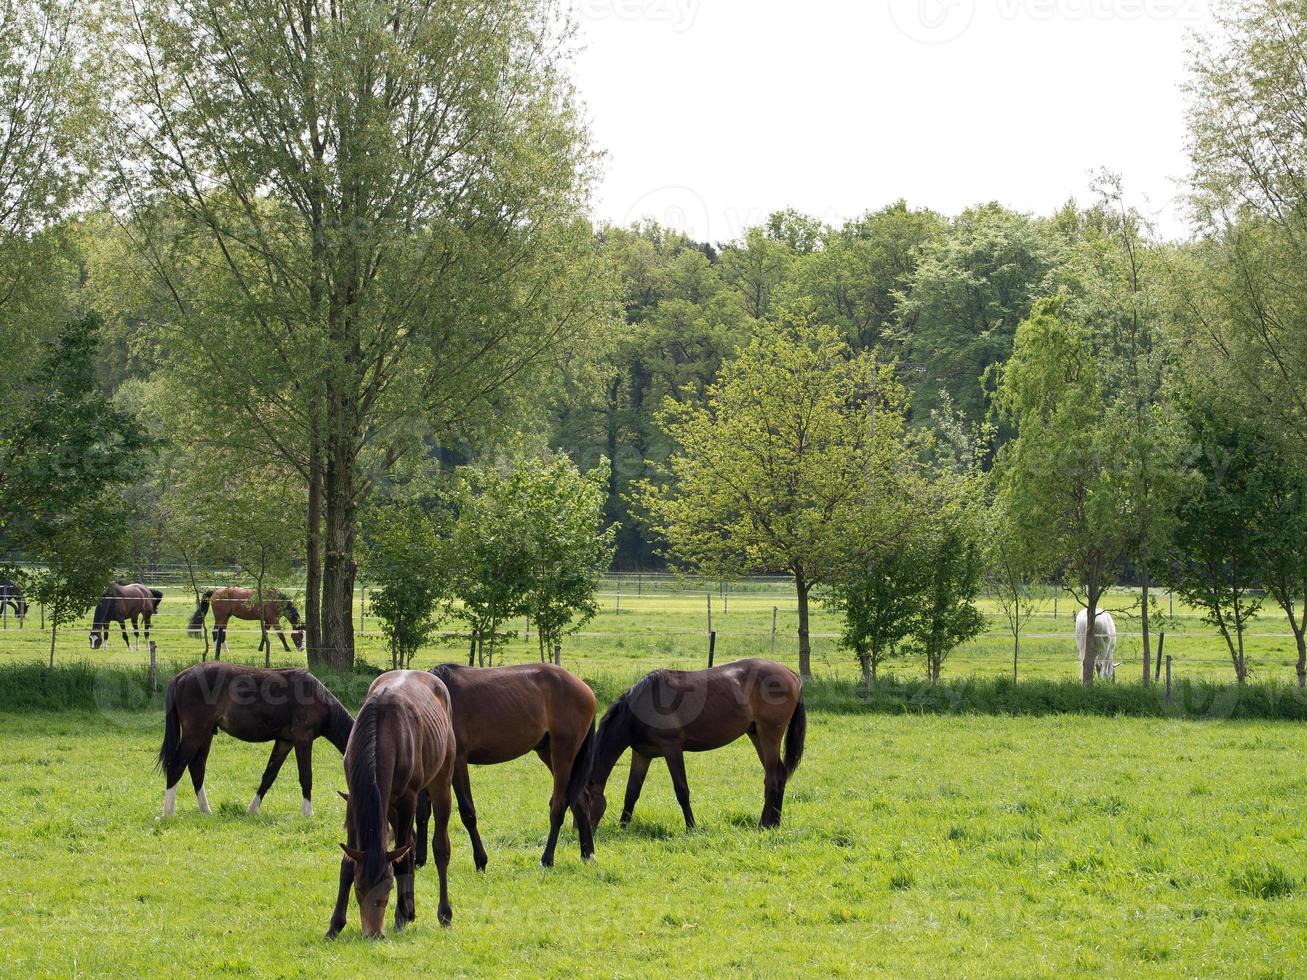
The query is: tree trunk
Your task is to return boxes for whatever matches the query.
[1082,583,1100,687]
[795,571,812,679]
[304,422,325,667]
[1294,627,1306,691]
[321,420,358,671]
[1013,633,1019,683]
[859,653,872,699]
[48,620,56,669]
[1140,562,1152,687]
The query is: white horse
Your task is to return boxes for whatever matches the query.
[1076,609,1119,680]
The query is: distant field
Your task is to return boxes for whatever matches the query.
[0,578,1301,688]
[2,710,1305,976]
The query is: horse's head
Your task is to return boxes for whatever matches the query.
[291,626,306,653]
[339,843,412,938]
[88,627,105,650]
[583,782,608,828]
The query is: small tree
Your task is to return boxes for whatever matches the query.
[826,539,927,696]
[1170,395,1266,685]
[521,456,617,665]
[1256,450,1307,689]
[640,309,911,677]
[443,466,535,667]
[364,503,446,670]
[985,501,1039,682]
[908,488,987,683]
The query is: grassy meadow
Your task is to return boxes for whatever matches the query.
[3,709,1307,977]
[2,578,1306,976]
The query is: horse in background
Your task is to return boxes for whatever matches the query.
[0,581,27,624]
[158,661,353,818]
[90,583,163,650]
[188,587,305,657]
[327,670,457,940]
[1076,609,1119,681]
[585,659,806,832]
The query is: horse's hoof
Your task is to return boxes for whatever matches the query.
[438,907,453,928]
[325,925,343,941]
[414,856,427,869]
[540,856,554,869]
[475,857,488,873]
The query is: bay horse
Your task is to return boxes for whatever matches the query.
[158,661,353,818]
[89,582,163,650]
[188,587,305,657]
[584,659,806,831]
[327,670,457,940]
[0,580,27,623]
[413,663,596,871]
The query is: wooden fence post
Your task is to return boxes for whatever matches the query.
[707,594,713,634]
[771,607,778,657]
[616,578,621,617]
[148,641,158,698]
[1165,656,1173,704]
[360,583,366,635]
[708,631,716,668]
[553,642,561,667]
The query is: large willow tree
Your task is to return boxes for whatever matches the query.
[107,0,607,667]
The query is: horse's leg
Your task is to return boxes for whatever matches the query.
[188,734,214,815]
[748,726,787,829]
[294,740,314,817]
[427,777,454,926]
[620,751,652,827]
[131,613,141,651]
[415,789,431,868]
[326,820,357,939]
[143,613,151,648]
[538,742,572,868]
[452,758,488,871]
[163,730,208,818]
[119,618,132,649]
[248,739,293,814]
[213,625,224,660]
[393,795,417,931]
[277,626,291,653]
[664,751,696,830]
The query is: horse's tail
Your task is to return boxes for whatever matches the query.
[157,676,182,774]
[566,721,597,806]
[782,689,807,778]
[150,589,164,613]
[187,591,212,637]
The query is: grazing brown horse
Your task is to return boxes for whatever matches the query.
[0,580,27,624]
[585,659,806,831]
[89,582,163,650]
[188,587,305,657]
[327,671,457,940]
[158,662,353,818]
[414,663,596,871]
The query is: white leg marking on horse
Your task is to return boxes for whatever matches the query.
[197,786,212,815]
[163,786,176,818]
[248,794,263,815]
[302,798,313,818]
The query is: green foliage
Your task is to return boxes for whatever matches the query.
[362,504,446,670]
[640,310,913,675]
[0,314,150,661]
[443,454,615,665]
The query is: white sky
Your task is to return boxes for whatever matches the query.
[571,0,1217,243]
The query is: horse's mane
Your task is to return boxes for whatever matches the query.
[91,592,115,629]
[348,698,389,889]
[592,672,669,783]
[431,664,465,686]
[324,688,354,753]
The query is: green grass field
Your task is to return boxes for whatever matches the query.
[2,708,1306,976]
[1,579,1301,687]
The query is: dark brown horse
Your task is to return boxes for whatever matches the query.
[327,671,457,940]
[188,587,305,657]
[0,580,27,624]
[414,663,596,871]
[158,661,353,818]
[89,582,163,650]
[584,659,806,831]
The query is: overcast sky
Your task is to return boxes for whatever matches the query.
[570,0,1217,244]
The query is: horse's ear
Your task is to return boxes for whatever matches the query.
[339,844,365,863]
[386,844,412,866]
[337,791,349,803]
